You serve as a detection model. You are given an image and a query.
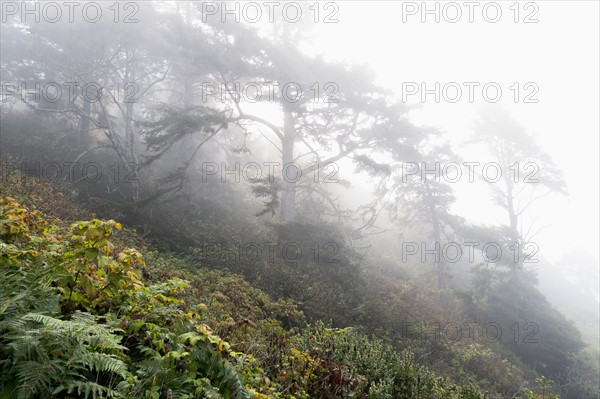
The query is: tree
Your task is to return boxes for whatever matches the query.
[471,108,566,272]
[1,4,178,202]
[461,109,583,380]
[374,139,458,309]
[185,7,422,223]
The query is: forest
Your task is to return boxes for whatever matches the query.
[0,1,599,398]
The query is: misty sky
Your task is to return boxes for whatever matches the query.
[294,1,600,265]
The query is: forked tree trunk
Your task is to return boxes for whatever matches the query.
[280,110,296,222]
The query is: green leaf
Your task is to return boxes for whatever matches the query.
[85,247,99,260]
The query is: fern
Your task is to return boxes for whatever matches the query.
[52,380,122,399]
[2,311,131,398]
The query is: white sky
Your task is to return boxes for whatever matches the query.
[297,1,599,264]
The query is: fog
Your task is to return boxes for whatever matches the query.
[289,1,600,262]
[0,1,598,398]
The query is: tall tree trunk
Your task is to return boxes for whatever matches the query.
[124,56,139,202]
[280,110,296,222]
[505,177,523,274]
[504,168,522,321]
[78,98,91,148]
[425,181,448,310]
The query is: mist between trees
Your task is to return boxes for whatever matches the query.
[0,2,598,398]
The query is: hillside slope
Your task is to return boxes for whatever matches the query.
[1,169,594,398]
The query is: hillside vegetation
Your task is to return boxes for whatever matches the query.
[1,2,598,397]
[2,166,595,399]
